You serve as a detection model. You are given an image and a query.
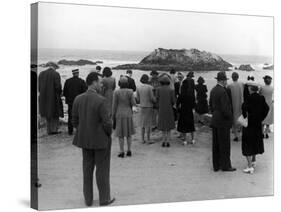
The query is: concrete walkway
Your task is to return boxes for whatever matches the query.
[37,120,274,210]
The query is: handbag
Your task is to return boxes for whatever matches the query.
[237,115,248,127]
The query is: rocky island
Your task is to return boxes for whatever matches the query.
[113,48,232,71]
[238,64,255,71]
[57,59,97,66]
[263,64,274,70]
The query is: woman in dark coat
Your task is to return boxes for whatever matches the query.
[156,75,176,147]
[101,67,116,117]
[195,76,208,124]
[177,78,196,145]
[241,82,269,174]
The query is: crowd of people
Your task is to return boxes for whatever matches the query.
[36,63,273,206]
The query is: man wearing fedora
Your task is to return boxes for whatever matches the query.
[63,69,87,135]
[209,71,236,172]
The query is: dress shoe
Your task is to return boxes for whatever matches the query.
[243,167,254,174]
[85,200,93,207]
[233,137,238,142]
[100,198,116,206]
[162,142,166,147]
[117,152,125,158]
[222,167,236,172]
[213,168,220,172]
[166,142,170,147]
[126,151,132,157]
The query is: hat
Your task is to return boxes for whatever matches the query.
[72,69,79,74]
[187,71,194,78]
[159,75,170,83]
[263,75,272,80]
[247,76,255,81]
[197,76,205,84]
[215,71,229,81]
[150,70,159,76]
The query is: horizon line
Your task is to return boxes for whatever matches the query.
[37,47,273,58]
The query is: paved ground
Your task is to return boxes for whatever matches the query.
[37,113,274,210]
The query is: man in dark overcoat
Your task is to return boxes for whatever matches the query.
[38,66,63,135]
[72,72,115,207]
[209,71,236,172]
[63,69,87,135]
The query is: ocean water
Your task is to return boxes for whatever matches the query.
[37,48,274,91]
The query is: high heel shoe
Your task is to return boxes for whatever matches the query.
[126,151,132,157]
[243,166,254,174]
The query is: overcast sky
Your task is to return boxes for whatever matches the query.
[37,2,274,56]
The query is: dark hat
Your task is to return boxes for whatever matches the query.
[187,71,194,78]
[197,76,205,84]
[150,70,159,76]
[72,69,79,74]
[215,71,228,81]
[263,75,272,80]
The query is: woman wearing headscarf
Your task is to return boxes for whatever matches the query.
[156,75,176,147]
[194,76,208,125]
[112,76,136,158]
[241,82,269,174]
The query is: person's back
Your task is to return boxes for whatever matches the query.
[228,81,243,118]
[72,90,111,149]
[64,76,87,104]
[195,84,207,99]
[137,84,154,108]
[260,84,273,106]
[158,85,174,108]
[228,81,243,104]
[102,77,116,92]
[245,93,269,127]
[39,68,62,118]
[126,76,136,92]
[209,85,232,128]
[113,88,134,118]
